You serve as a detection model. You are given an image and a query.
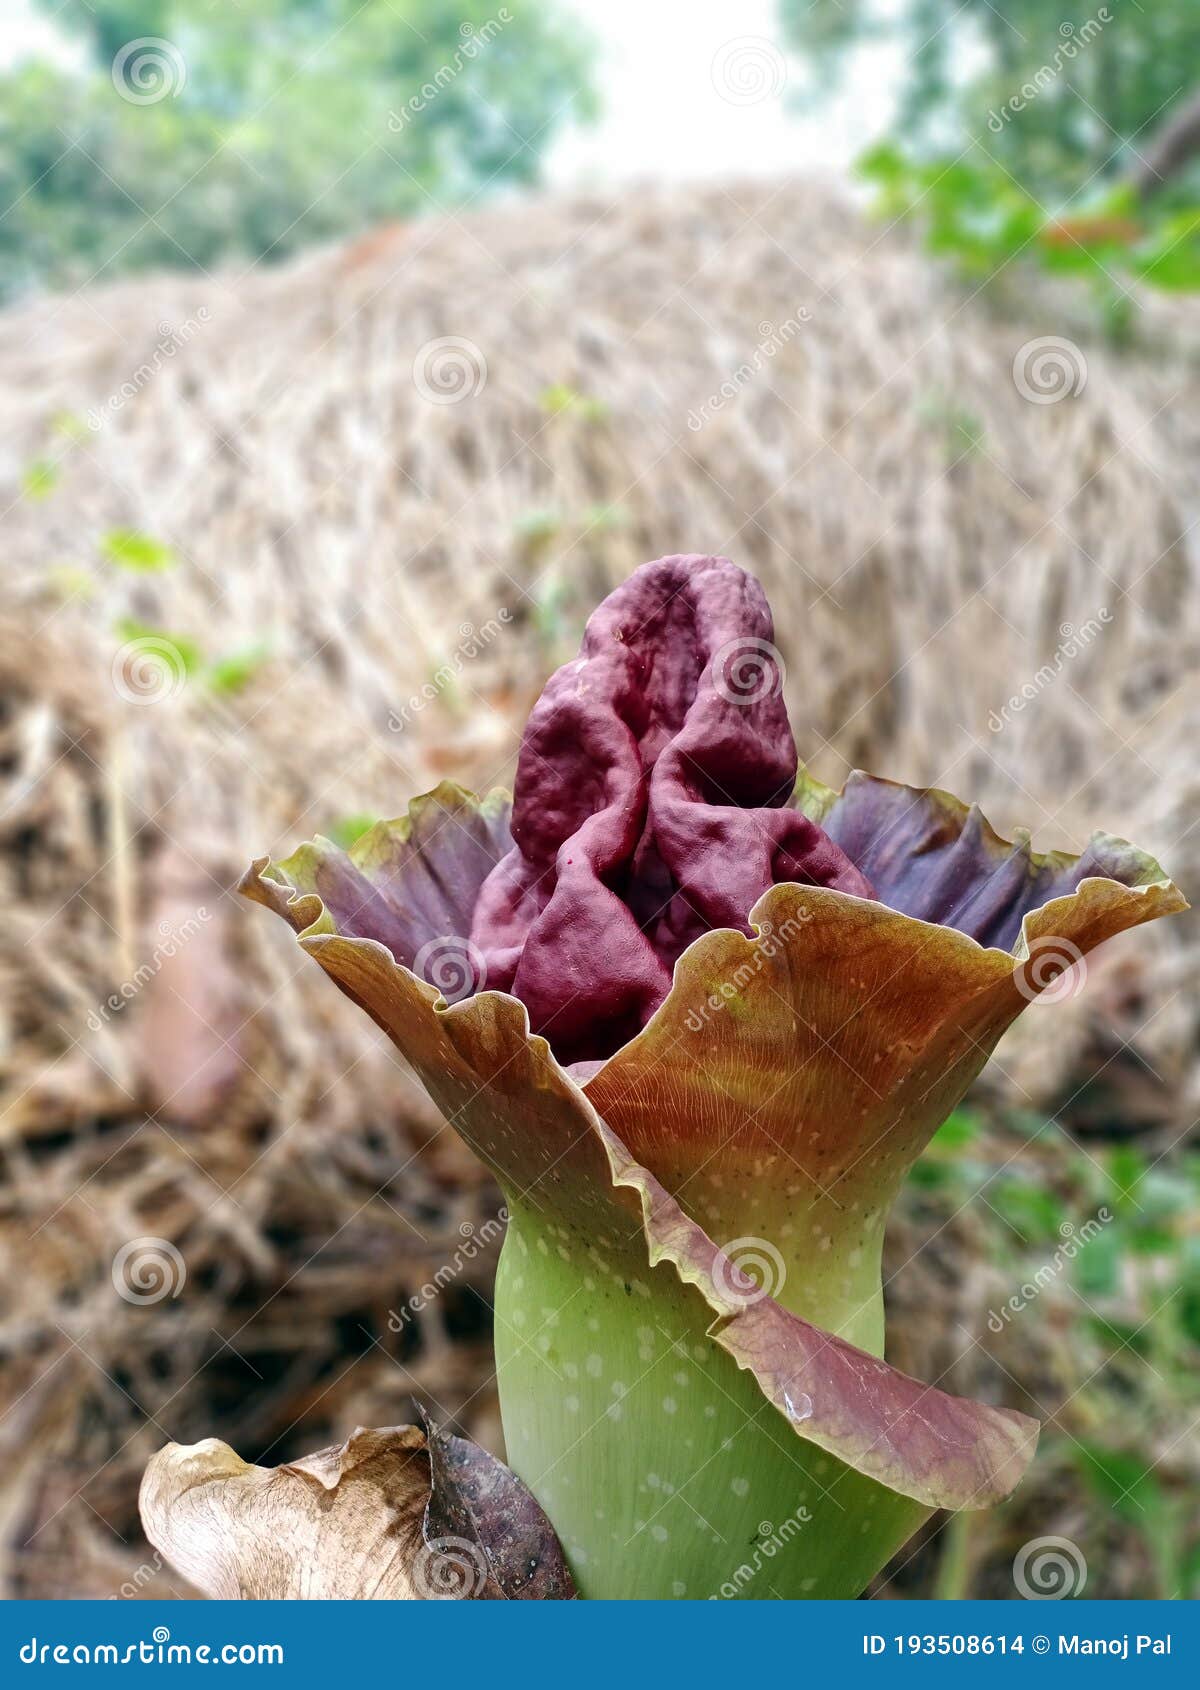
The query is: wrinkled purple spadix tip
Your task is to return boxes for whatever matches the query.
[469,555,873,1063]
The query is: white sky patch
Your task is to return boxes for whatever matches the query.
[547,0,906,186]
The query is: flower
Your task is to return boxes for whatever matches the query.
[470,555,870,1062]
[237,555,1185,1599]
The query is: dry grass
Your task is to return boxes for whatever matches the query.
[0,178,1196,1597]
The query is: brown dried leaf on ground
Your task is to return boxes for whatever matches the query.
[140,1421,576,1600]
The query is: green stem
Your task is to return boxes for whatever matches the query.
[494,1198,925,1600]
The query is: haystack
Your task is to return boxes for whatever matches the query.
[1,179,1196,1596]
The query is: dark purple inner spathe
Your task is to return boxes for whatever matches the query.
[469,554,873,1063]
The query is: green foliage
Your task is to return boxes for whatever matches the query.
[101,528,176,571]
[909,1108,1200,1595]
[1,0,595,297]
[206,645,270,695]
[782,0,1200,199]
[538,383,608,420]
[21,460,59,500]
[115,615,202,673]
[858,144,1200,322]
[785,1,1200,322]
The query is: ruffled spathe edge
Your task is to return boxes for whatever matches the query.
[241,851,1039,1514]
[240,779,1183,1515]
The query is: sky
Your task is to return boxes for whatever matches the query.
[4,0,902,185]
[548,0,902,185]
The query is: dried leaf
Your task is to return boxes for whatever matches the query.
[140,1422,574,1600]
